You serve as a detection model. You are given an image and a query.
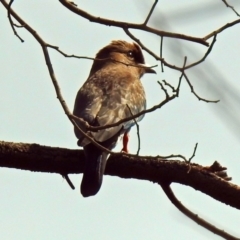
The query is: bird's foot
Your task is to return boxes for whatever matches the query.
[121,132,129,153]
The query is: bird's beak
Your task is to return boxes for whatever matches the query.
[145,67,156,74]
[138,63,156,74]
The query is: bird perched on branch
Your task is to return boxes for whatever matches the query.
[73,40,156,197]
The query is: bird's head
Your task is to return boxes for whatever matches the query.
[89,40,156,77]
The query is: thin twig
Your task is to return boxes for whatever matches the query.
[160,36,164,72]
[143,0,158,25]
[48,44,96,60]
[126,105,141,156]
[185,35,217,70]
[188,143,198,163]
[187,143,198,173]
[174,56,187,96]
[204,18,240,41]
[176,73,184,96]
[222,0,240,17]
[157,81,169,98]
[62,174,75,189]
[158,154,188,162]
[160,183,240,240]
[162,80,175,93]
[183,72,220,103]
[182,56,187,70]
[7,0,24,42]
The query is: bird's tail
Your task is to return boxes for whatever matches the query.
[81,143,109,197]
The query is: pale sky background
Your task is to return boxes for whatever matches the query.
[1,0,240,239]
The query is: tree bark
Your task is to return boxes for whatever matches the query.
[0,140,239,210]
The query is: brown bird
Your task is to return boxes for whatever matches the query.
[73,40,156,197]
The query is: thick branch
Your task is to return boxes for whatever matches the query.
[0,141,240,210]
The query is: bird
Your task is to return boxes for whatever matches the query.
[73,40,156,197]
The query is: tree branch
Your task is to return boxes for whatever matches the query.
[143,0,158,26]
[0,140,239,210]
[222,0,240,17]
[160,183,240,240]
[58,0,209,46]
[204,18,240,41]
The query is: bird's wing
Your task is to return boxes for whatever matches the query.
[93,86,146,142]
[73,79,103,143]
[73,72,146,144]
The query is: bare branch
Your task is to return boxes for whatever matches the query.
[158,142,198,163]
[48,44,96,60]
[158,154,188,162]
[143,0,158,26]
[222,0,240,17]
[176,72,184,95]
[7,0,24,42]
[187,143,198,173]
[183,72,220,103]
[188,143,198,163]
[62,174,75,189]
[185,35,217,70]
[59,0,209,46]
[157,81,169,98]
[1,141,240,210]
[160,36,164,72]
[204,18,240,41]
[162,80,175,93]
[160,183,240,240]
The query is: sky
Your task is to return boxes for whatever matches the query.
[1,0,240,239]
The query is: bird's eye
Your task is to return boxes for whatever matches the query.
[127,51,134,59]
